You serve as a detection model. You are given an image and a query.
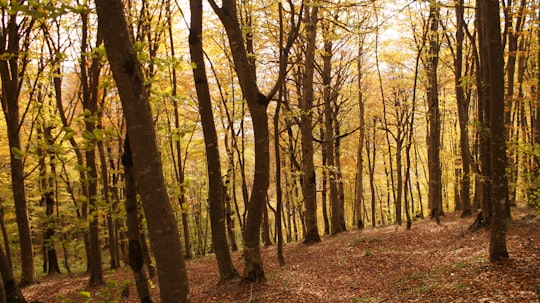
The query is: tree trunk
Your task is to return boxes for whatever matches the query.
[477,0,493,226]
[80,12,105,287]
[95,0,189,301]
[98,142,120,269]
[530,4,540,208]
[455,0,473,218]
[0,10,36,286]
[189,0,239,281]
[355,41,366,229]
[300,4,322,242]
[274,87,286,265]
[0,243,25,302]
[208,0,272,282]
[427,0,443,223]
[322,23,344,234]
[122,137,153,303]
[44,127,61,274]
[483,0,510,262]
[367,120,378,226]
[165,0,193,260]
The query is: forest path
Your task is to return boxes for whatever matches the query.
[23,208,540,302]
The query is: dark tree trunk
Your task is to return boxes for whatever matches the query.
[122,137,153,303]
[300,4,322,243]
[355,43,366,229]
[38,123,61,275]
[367,120,378,226]
[189,0,239,280]
[531,5,540,208]
[322,24,344,234]
[483,0,510,262]
[455,0,473,218]
[98,142,120,269]
[427,0,443,223]
[208,0,270,282]
[274,87,286,265]
[95,0,189,301]
[0,243,25,302]
[165,0,193,260]
[477,0,493,226]
[0,10,36,286]
[80,12,105,287]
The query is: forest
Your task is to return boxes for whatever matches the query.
[0,0,538,302]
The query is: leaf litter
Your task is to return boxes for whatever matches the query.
[23,208,539,302]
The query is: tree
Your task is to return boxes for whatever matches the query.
[0,3,37,286]
[79,10,105,287]
[189,0,238,281]
[94,0,189,301]
[165,0,193,260]
[208,0,298,281]
[300,2,323,240]
[208,0,270,282]
[482,0,509,262]
[453,0,473,218]
[427,0,443,223]
[36,121,61,274]
[0,242,25,302]
[122,137,153,303]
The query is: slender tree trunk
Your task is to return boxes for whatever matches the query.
[320,131,330,235]
[0,242,25,302]
[208,0,276,282]
[455,0,473,218]
[99,142,120,269]
[355,42,366,229]
[41,126,61,274]
[367,120,378,227]
[95,0,190,300]
[427,0,443,223]
[80,12,105,287]
[122,138,153,303]
[166,0,193,260]
[322,24,344,234]
[530,5,540,208]
[0,207,11,270]
[477,0,493,226]
[300,4,322,242]
[189,0,238,281]
[274,87,286,265]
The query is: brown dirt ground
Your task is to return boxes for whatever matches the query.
[23,208,540,302]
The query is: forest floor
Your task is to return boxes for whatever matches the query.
[23,207,540,303]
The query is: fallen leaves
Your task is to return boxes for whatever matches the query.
[22,208,540,302]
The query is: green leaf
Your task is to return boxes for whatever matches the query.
[78,291,91,299]
[11,147,25,159]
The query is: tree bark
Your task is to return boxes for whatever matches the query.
[164,0,193,260]
[80,11,105,287]
[274,87,286,266]
[122,137,153,303]
[427,0,443,223]
[208,0,271,282]
[95,0,190,301]
[455,0,473,218]
[300,4,323,242]
[477,0,493,226]
[189,0,238,281]
[0,9,36,286]
[355,41,366,229]
[0,242,25,302]
[483,0,510,262]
